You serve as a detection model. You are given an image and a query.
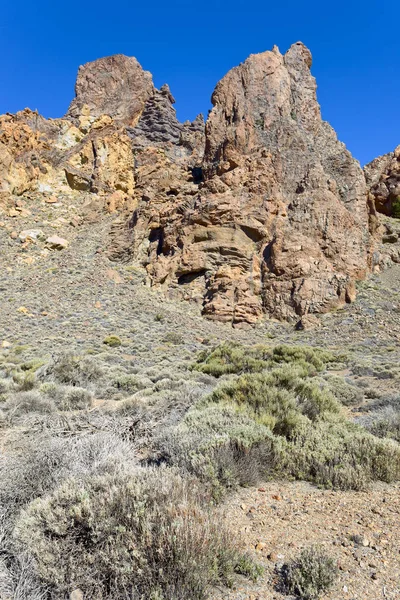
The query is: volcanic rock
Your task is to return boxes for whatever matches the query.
[131,42,373,324]
[66,54,154,126]
[365,146,400,217]
[0,46,379,326]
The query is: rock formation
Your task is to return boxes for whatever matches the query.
[365,146,400,217]
[66,54,154,126]
[0,43,379,325]
[130,42,373,324]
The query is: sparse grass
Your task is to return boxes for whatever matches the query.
[280,546,338,599]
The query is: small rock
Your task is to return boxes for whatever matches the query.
[255,541,266,551]
[46,235,69,250]
[45,196,58,203]
[19,229,44,242]
[10,231,18,239]
[1,340,12,348]
[70,590,84,600]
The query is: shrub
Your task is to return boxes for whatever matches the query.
[4,392,55,419]
[161,346,400,492]
[193,342,270,376]
[112,373,146,393]
[38,352,104,386]
[324,375,364,406]
[208,368,340,436]
[56,387,93,411]
[366,407,400,443]
[157,405,283,497]
[392,195,400,219]
[0,433,139,526]
[14,470,259,599]
[280,546,338,599]
[162,331,184,345]
[103,335,122,347]
[193,343,338,378]
[15,372,37,392]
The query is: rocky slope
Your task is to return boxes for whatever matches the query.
[0,43,387,326]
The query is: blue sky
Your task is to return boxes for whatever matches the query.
[1,0,398,165]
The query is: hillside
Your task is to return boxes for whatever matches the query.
[1,43,400,600]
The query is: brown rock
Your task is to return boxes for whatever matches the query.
[130,42,373,325]
[46,235,69,250]
[365,146,400,217]
[66,55,154,126]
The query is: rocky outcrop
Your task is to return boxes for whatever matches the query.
[131,43,373,324]
[0,46,377,326]
[66,54,154,127]
[365,146,400,216]
[0,109,136,212]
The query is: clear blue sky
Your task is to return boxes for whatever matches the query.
[1,0,398,165]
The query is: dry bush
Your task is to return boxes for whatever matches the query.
[280,546,338,599]
[14,469,260,599]
[3,391,56,421]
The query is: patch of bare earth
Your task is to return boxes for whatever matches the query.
[212,481,400,600]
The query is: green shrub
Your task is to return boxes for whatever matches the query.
[324,375,364,406]
[162,331,184,345]
[157,405,283,497]
[15,371,37,392]
[14,470,259,599]
[280,546,338,599]
[161,344,400,492]
[193,343,338,378]
[193,342,270,376]
[112,373,145,393]
[103,335,122,347]
[392,195,400,219]
[208,368,340,436]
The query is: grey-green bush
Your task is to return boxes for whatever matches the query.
[280,546,338,599]
[14,470,260,599]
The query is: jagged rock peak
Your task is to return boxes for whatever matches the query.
[131,42,373,326]
[128,85,183,147]
[66,54,155,126]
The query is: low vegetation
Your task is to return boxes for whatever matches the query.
[280,546,338,599]
[1,340,399,598]
[158,343,400,495]
[14,470,259,600]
